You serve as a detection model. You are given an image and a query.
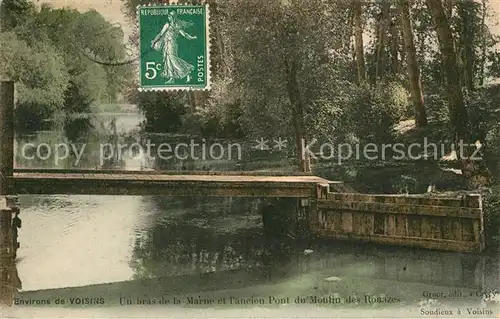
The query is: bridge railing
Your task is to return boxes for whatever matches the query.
[310,191,485,253]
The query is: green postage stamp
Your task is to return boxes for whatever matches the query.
[138,4,210,91]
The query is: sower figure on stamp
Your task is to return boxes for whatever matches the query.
[12,210,21,255]
[151,11,197,84]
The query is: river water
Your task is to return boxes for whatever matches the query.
[4,112,499,317]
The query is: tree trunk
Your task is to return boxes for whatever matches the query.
[429,0,492,189]
[286,59,311,173]
[375,1,390,83]
[479,0,486,86]
[344,5,355,54]
[400,28,406,65]
[390,18,399,75]
[426,0,469,143]
[399,0,427,127]
[439,0,453,86]
[353,0,366,85]
[445,0,453,18]
[212,1,231,79]
[459,0,475,91]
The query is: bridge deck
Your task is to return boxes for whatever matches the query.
[8,170,333,197]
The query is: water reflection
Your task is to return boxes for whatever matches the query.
[128,196,499,303]
[134,197,500,288]
[2,189,499,308]
[14,113,144,170]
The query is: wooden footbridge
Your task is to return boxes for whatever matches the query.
[8,169,335,198]
[0,81,486,262]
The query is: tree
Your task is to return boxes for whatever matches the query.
[221,0,352,172]
[399,0,427,127]
[37,7,132,103]
[390,17,400,75]
[0,0,35,31]
[0,0,134,135]
[479,0,487,86]
[353,0,367,84]
[121,0,354,172]
[15,4,133,105]
[426,0,468,142]
[0,30,70,131]
[0,31,69,108]
[458,0,476,91]
[121,0,215,136]
[375,1,390,83]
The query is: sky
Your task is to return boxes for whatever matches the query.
[37,0,500,60]
[40,0,500,41]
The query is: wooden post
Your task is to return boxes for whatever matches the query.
[0,209,13,256]
[0,252,15,306]
[0,82,15,306]
[465,194,485,251]
[0,81,14,195]
[297,198,312,238]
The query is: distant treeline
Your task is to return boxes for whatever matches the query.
[0,0,133,132]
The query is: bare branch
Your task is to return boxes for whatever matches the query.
[81,50,138,66]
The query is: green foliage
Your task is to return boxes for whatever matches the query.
[211,0,353,140]
[196,78,244,137]
[420,0,498,89]
[23,6,133,103]
[0,1,133,132]
[483,186,500,244]
[0,31,69,108]
[466,89,497,141]
[134,91,188,133]
[63,83,94,141]
[14,102,53,132]
[488,52,500,79]
[484,95,500,170]
[423,87,497,142]
[343,82,410,143]
[0,0,36,30]
[424,93,450,124]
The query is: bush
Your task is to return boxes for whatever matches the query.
[424,93,449,124]
[15,101,53,132]
[135,91,187,134]
[344,82,409,144]
[467,88,499,142]
[425,87,498,141]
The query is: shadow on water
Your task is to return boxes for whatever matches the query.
[10,233,500,309]
[130,197,294,280]
[132,196,500,287]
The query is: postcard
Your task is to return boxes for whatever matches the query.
[0,0,499,318]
